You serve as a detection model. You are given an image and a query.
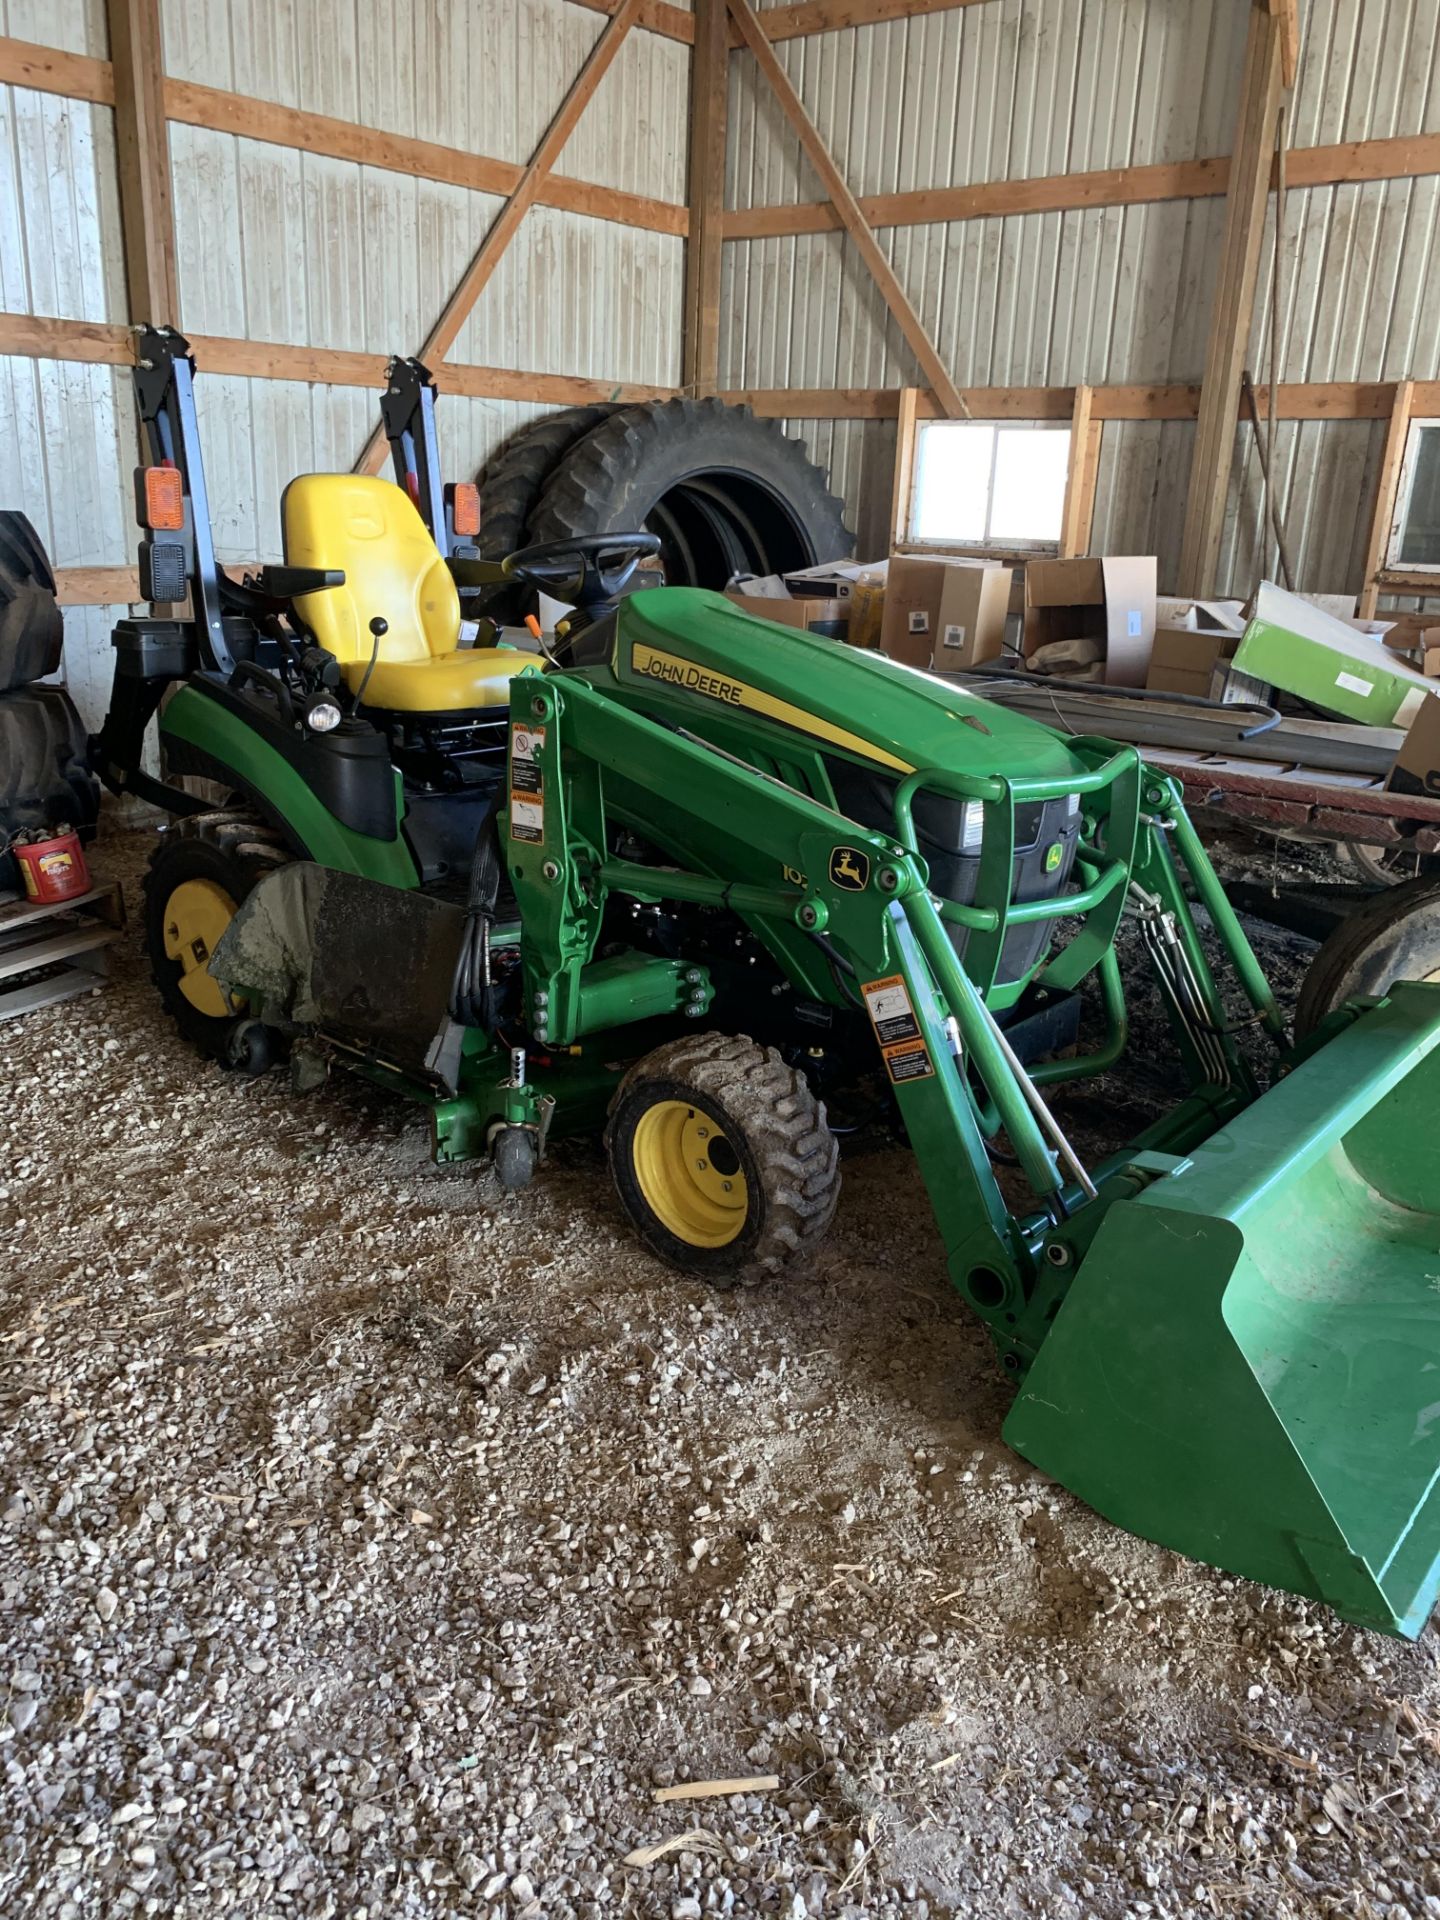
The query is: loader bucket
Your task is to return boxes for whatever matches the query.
[1006,982,1440,1638]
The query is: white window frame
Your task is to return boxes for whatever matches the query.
[1385,416,1440,575]
[902,418,1073,556]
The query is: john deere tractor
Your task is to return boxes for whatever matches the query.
[97,330,1440,1639]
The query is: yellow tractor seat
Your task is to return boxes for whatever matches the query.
[281,472,529,714]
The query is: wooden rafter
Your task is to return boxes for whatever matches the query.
[1176,6,1285,597]
[682,0,729,395]
[353,0,646,475]
[726,0,968,419]
[105,0,178,325]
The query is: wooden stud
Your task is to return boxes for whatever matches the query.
[1176,7,1284,598]
[889,387,921,547]
[726,0,967,418]
[1357,380,1416,618]
[105,0,179,326]
[1077,418,1104,556]
[1059,385,1095,557]
[683,0,729,395]
[353,0,646,474]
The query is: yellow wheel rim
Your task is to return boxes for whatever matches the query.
[163,878,238,1018]
[631,1099,749,1249]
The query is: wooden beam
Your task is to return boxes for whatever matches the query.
[683,0,729,394]
[1059,385,1095,558]
[354,0,646,474]
[1358,380,1416,618]
[105,0,179,326]
[725,126,1440,242]
[162,79,686,237]
[1176,6,1284,597]
[726,0,967,419]
[569,0,695,43]
[0,311,674,408]
[890,387,921,547]
[0,33,112,101]
[54,566,142,606]
[715,380,1425,421]
[725,154,1231,239]
[730,0,992,45]
[1263,0,1301,92]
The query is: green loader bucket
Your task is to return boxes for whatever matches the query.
[1006,982,1440,1638]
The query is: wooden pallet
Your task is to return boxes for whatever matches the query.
[0,881,126,1022]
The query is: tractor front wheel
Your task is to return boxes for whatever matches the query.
[143,812,290,1065]
[605,1032,840,1287]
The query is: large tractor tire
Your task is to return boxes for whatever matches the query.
[1295,875,1440,1039]
[143,811,291,1066]
[0,512,64,693]
[0,684,99,891]
[605,1031,840,1287]
[527,398,854,592]
[474,404,619,623]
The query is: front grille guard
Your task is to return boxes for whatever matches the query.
[888,739,1145,1208]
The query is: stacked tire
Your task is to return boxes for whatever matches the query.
[0,513,99,892]
[474,398,853,621]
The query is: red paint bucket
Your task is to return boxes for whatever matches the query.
[15,830,90,904]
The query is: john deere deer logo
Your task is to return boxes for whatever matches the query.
[829,847,870,891]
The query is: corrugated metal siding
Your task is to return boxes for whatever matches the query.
[730,0,1440,600]
[724,0,1250,572]
[0,3,135,729]
[1214,0,1440,595]
[0,0,685,727]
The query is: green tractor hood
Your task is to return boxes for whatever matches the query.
[589,586,1090,791]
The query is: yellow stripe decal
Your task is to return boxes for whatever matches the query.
[630,642,913,774]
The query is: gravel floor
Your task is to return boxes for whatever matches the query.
[2,823,1438,1920]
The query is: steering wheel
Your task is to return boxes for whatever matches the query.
[502,533,662,611]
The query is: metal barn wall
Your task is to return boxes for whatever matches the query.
[722,0,1440,601]
[0,0,688,730]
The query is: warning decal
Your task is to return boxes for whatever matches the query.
[510,794,545,844]
[510,724,545,795]
[861,974,934,1084]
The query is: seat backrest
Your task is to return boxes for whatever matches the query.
[281,474,460,666]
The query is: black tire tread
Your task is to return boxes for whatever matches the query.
[475,406,620,621]
[142,811,292,1062]
[528,397,853,587]
[0,511,63,692]
[0,686,99,890]
[606,1030,841,1285]
[1295,875,1440,1038]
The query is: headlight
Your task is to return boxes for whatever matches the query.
[960,800,985,853]
[305,698,342,733]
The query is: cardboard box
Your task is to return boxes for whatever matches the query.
[1024,556,1157,686]
[1386,691,1440,798]
[724,591,848,637]
[1146,598,1246,698]
[1148,628,1240,698]
[880,556,1011,671]
[1232,582,1436,727]
[781,560,887,603]
[1425,646,1440,680]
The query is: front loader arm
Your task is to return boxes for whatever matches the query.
[507,675,1072,1320]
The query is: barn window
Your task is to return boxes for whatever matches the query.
[907,420,1071,551]
[1388,420,1440,571]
